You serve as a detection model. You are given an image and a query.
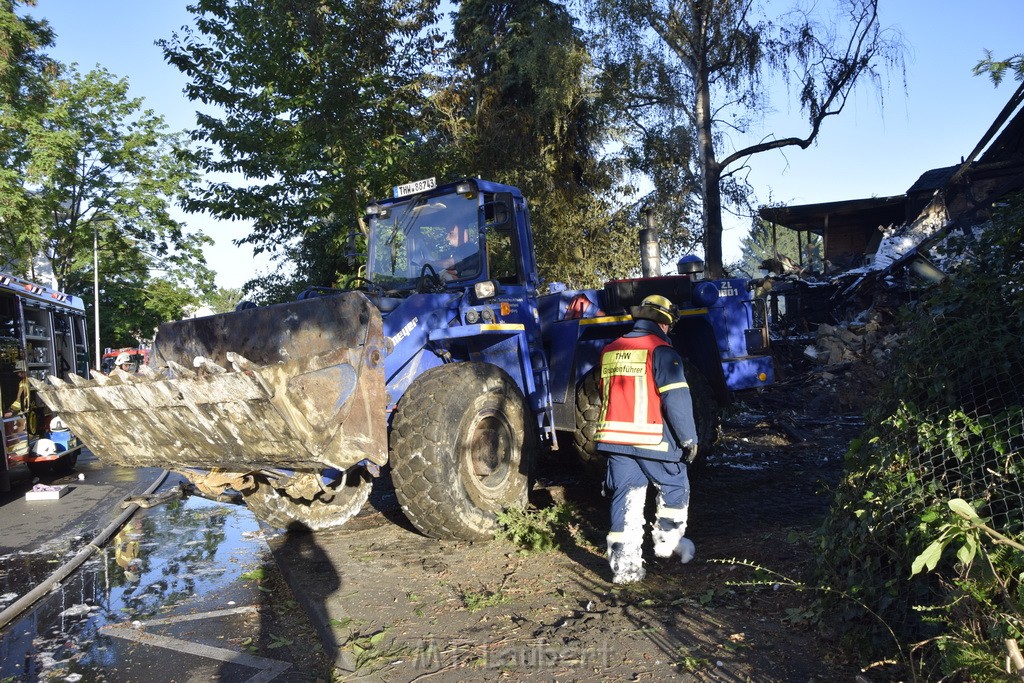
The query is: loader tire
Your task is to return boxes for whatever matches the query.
[244,469,372,531]
[573,360,719,468]
[390,362,533,541]
[571,368,606,480]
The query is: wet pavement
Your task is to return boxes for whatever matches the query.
[0,450,164,556]
[0,451,331,681]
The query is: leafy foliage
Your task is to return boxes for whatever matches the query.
[814,192,1024,679]
[447,0,629,287]
[973,50,1024,87]
[0,1,56,259]
[0,8,211,353]
[24,66,211,284]
[458,586,510,612]
[496,503,581,553]
[163,0,633,295]
[160,0,446,299]
[17,66,212,350]
[205,286,244,314]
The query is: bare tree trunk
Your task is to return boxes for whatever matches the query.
[702,161,724,278]
[695,55,724,278]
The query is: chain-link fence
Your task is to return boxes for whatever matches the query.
[815,195,1024,680]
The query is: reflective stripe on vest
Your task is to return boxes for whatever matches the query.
[595,333,671,446]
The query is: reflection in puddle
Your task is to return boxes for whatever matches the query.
[0,495,268,681]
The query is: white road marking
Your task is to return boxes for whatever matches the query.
[101,606,291,683]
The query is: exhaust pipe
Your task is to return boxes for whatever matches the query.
[640,209,661,277]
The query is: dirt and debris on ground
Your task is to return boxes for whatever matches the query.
[269,386,866,682]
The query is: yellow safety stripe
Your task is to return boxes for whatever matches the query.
[579,315,632,325]
[594,420,663,436]
[658,381,689,393]
[634,442,670,452]
[478,324,525,331]
[595,420,664,445]
[594,431,664,444]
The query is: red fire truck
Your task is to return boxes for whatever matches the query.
[0,272,89,478]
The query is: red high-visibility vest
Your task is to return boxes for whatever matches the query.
[595,333,670,446]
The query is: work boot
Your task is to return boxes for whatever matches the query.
[607,533,645,584]
[652,518,696,564]
[676,537,696,564]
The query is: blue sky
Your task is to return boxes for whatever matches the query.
[31,1,1024,287]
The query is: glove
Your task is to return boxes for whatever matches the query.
[682,443,699,464]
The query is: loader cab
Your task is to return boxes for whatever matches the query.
[366,179,551,438]
[364,178,535,296]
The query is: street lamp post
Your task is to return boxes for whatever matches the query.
[93,222,100,371]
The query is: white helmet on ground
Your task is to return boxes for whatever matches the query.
[33,438,57,457]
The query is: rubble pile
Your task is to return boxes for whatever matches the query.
[808,315,903,370]
[796,310,903,413]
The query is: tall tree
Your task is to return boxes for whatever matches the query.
[448,0,631,287]
[68,245,204,351]
[18,66,211,293]
[161,0,444,298]
[0,0,55,257]
[0,0,52,103]
[1,64,212,352]
[587,0,904,277]
[205,286,244,314]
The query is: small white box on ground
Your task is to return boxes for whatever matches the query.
[25,485,69,501]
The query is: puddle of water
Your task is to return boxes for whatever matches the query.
[0,495,269,681]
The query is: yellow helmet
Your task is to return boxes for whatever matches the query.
[634,294,680,326]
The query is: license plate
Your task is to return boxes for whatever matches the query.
[393,177,436,197]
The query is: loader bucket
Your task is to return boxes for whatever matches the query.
[34,293,388,472]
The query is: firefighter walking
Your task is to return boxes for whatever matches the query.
[595,294,699,584]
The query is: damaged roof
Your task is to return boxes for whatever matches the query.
[758,195,906,236]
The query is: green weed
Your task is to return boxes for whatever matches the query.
[459,587,509,612]
[495,503,580,553]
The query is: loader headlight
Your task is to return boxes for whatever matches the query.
[481,308,495,323]
[466,309,480,324]
[474,280,497,300]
